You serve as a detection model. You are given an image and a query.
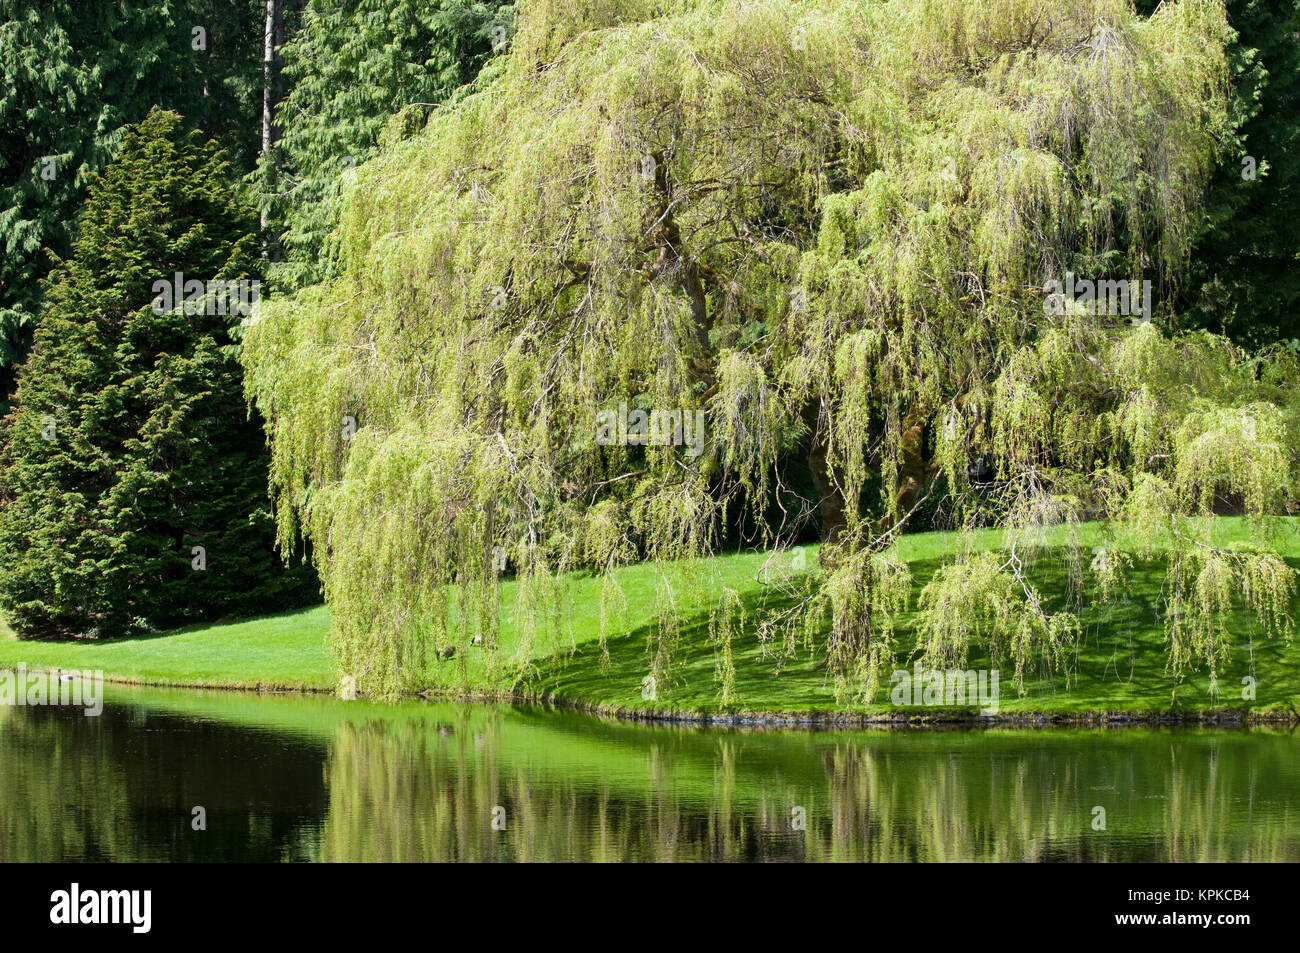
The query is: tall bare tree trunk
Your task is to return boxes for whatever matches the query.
[261,0,283,261]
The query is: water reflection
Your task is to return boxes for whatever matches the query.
[1,690,1296,861]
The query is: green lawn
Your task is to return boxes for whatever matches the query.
[3,517,1300,717]
[524,518,1300,717]
[0,606,334,691]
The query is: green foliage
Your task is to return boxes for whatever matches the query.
[259,0,513,290]
[244,0,1298,701]
[0,0,267,393]
[6,522,1300,716]
[0,108,316,637]
[1168,0,1300,347]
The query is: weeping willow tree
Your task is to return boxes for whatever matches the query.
[243,0,1299,700]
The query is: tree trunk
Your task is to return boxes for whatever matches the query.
[643,150,711,381]
[802,399,848,543]
[261,0,283,261]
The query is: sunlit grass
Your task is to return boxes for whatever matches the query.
[0,605,334,691]
[2,518,1299,714]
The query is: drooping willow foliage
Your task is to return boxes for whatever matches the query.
[243,0,1299,700]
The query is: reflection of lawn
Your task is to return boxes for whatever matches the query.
[86,684,1300,837]
[3,517,1300,715]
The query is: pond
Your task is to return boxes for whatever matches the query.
[1,686,1297,862]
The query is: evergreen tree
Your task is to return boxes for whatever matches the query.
[0,0,266,397]
[0,108,315,637]
[260,0,512,289]
[1167,0,1300,347]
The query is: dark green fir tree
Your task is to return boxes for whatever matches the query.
[260,0,513,289]
[0,108,316,637]
[0,0,268,397]
[1167,0,1300,347]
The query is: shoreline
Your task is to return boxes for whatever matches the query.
[6,664,1296,729]
[455,688,1300,729]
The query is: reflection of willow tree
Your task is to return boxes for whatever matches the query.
[318,713,1299,861]
[5,695,1292,861]
[245,0,1298,704]
[820,733,1299,862]
[319,714,808,861]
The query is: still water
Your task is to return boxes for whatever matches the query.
[1,686,1297,861]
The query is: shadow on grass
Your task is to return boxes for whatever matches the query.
[525,552,1300,715]
[7,602,327,646]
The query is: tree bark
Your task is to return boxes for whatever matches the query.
[643,150,711,380]
[261,0,283,261]
[802,399,848,543]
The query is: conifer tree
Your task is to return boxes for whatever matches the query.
[259,0,513,289]
[0,108,315,637]
[0,0,266,397]
[1172,0,1300,346]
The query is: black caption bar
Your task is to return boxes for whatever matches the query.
[0,862,1274,941]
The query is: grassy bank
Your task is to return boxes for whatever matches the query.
[3,518,1300,718]
[0,607,334,691]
